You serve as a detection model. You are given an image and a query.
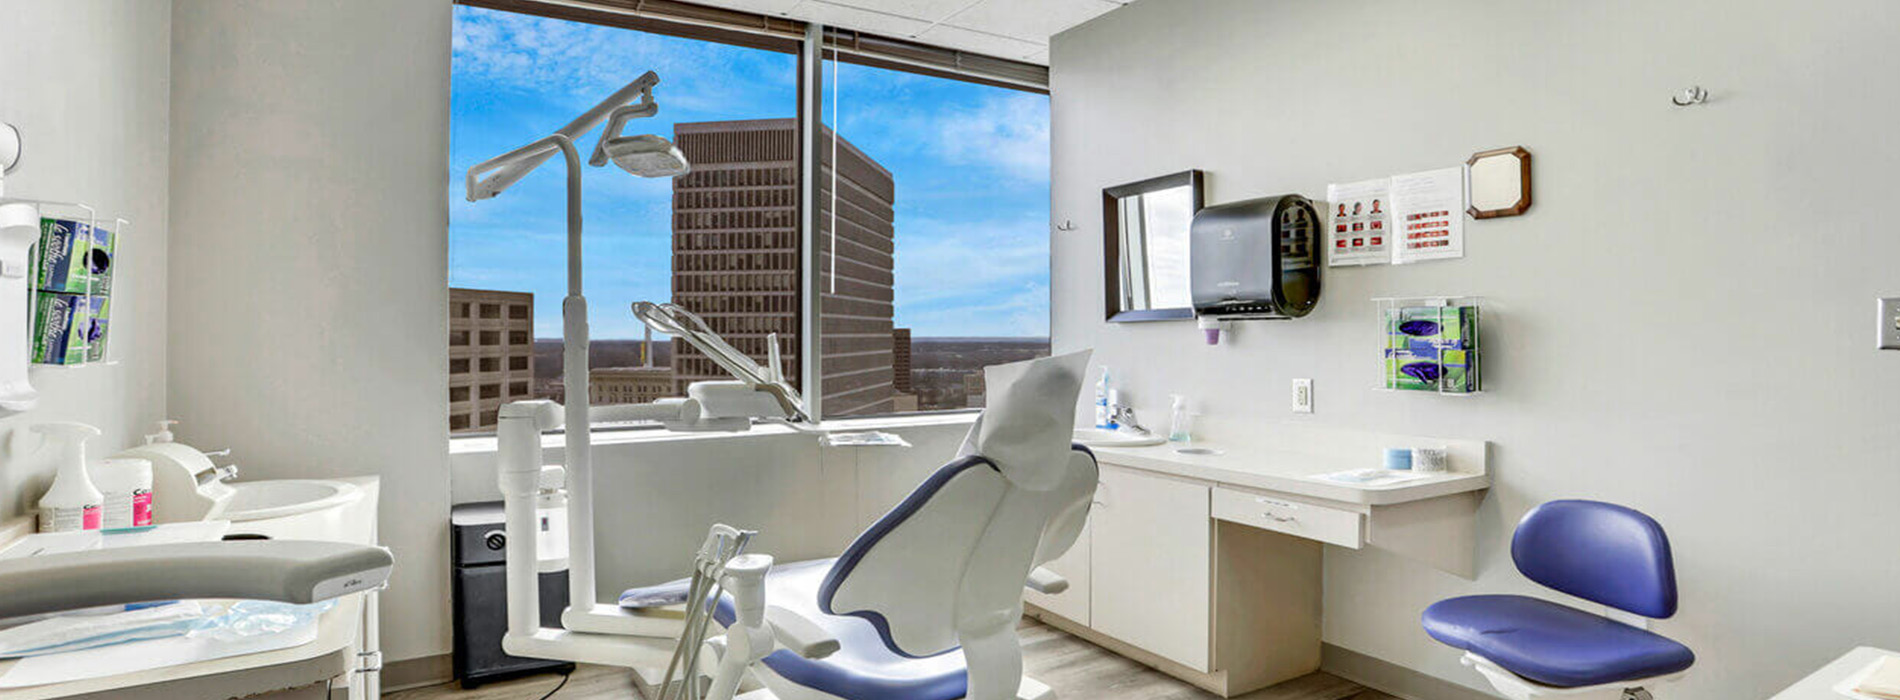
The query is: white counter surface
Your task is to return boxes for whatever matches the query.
[1086,426,1489,506]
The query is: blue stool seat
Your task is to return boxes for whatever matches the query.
[1422,594,1695,688]
[712,558,968,700]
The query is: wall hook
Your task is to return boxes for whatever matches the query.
[1054,219,1078,231]
[1671,86,1709,107]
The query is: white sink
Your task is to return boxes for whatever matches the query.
[1073,427,1167,448]
[222,479,361,522]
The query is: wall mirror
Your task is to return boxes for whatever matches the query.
[1103,170,1203,322]
[1467,146,1531,219]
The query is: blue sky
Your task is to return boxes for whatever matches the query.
[450,6,1051,339]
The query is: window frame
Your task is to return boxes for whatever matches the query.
[449,0,1050,434]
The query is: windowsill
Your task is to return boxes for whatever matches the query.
[448,410,979,456]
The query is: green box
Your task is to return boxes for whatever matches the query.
[1384,305,1480,392]
[34,218,115,295]
[33,293,107,365]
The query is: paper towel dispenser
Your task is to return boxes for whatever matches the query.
[1190,194,1322,320]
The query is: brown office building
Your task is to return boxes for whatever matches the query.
[671,118,899,416]
[449,288,535,433]
[590,366,676,406]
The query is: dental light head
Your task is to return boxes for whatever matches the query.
[464,70,690,202]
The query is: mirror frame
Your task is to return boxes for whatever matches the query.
[1103,169,1204,323]
[1466,146,1532,219]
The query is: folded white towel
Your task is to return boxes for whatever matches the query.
[1858,656,1900,700]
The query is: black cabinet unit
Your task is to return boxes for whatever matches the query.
[451,501,575,688]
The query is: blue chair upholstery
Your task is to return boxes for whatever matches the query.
[1422,595,1694,687]
[1421,500,1694,689]
[1511,500,1678,618]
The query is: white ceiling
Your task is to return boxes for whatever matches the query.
[691,0,1132,64]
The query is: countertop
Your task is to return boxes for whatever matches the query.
[1086,426,1490,506]
[0,476,380,699]
[1770,647,1900,700]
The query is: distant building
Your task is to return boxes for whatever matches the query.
[449,288,534,433]
[671,118,898,416]
[590,367,676,406]
[892,328,912,393]
[964,371,986,409]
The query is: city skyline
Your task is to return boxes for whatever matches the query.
[449,5,1051,341]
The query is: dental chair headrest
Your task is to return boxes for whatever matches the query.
[957,350,1092,491]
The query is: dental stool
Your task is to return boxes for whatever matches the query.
[1421,500,1694,700]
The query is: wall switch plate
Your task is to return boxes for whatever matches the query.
[1291,378,1313,413]
[1880,298,1900,350]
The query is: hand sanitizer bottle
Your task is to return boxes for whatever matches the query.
[1168,395,1193,443]
[1094,368,1112,430]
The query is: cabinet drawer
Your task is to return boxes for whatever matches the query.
[1212,488,1362,549]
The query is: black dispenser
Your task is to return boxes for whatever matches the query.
[1189,194,1322,319]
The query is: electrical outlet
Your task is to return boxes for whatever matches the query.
[1291,378,1313,413]
[1881,298,1900,350]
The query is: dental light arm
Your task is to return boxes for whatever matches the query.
[0,541,393,620]
[466,70,660,202]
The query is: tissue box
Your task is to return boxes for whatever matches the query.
[32,293,108,365]
[34,218,115,295]
[1384,305,1479,392]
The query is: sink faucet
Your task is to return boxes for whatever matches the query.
[1112,405,1146,434]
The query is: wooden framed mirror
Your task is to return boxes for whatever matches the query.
[1466,146,1532,219]
[1103,170,1204,322]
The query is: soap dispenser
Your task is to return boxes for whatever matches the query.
[35,422,104,532]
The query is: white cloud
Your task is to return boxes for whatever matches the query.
[932,94,1050,184]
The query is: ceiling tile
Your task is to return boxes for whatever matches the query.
[695,0,807,15]
[913,24,1047,61]
[948,0,1117,41]
[821,0,979,23]
[785,1,935,38]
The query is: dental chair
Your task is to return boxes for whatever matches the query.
[1421,500,1695,700]
[681,351,1096,700]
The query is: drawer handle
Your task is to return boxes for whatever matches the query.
[1262,512,1298,524]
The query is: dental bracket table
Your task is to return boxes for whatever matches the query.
[1024,424,1489,697]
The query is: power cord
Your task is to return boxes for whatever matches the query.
[537,669,573,700]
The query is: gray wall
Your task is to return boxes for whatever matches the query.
[0,0,171,522]
[169,0,453,664]
[1051,0,1900,697]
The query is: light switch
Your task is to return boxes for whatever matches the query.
[1880,298,1900,350]
[1291,378,1313,413]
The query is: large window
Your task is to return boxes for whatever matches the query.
[448,3,1049,433]
[817,60,1051,417]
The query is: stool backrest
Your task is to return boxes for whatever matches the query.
[1511,499,1679,618]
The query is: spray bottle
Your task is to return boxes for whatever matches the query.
[1094,368,1113,430]
[35,422,104,532]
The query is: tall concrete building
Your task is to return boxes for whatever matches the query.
[448,288,534,433]
[671,119,899,416]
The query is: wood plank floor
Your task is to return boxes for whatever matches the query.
[388,619,1399,700]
